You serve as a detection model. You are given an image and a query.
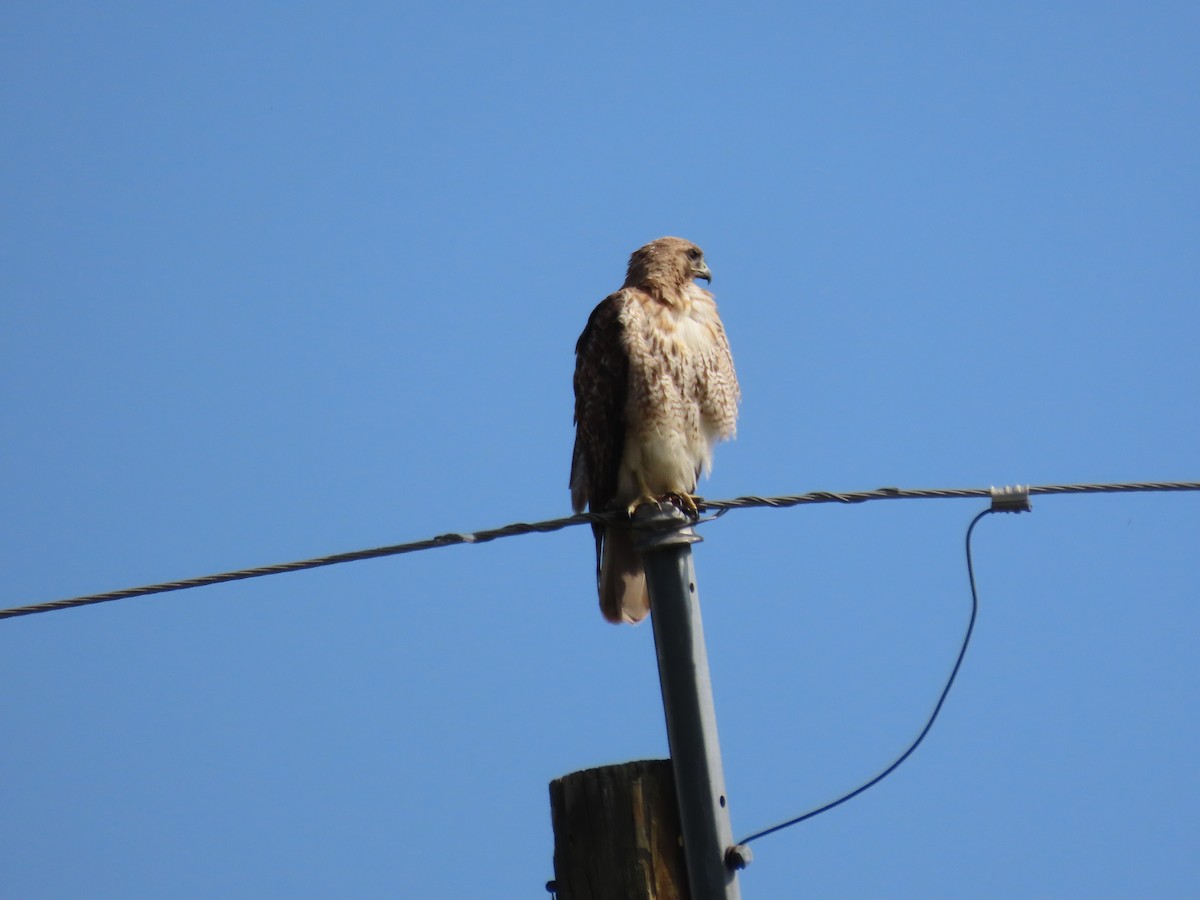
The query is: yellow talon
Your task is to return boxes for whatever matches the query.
[625,495,661,517]
[625,470,661,517]
[666,492,700,516]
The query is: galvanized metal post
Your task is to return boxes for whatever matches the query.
[635,504,742,900]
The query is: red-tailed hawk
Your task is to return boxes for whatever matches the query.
[571,237,740,623]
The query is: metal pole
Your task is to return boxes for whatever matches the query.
[636,504,744,900]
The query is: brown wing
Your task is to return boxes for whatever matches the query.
[570,292,629,584]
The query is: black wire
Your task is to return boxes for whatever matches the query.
[736,507,994,846]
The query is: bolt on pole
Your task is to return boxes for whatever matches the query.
[635,503,745,900]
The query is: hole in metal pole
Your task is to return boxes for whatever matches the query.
[689,582,695,593]
[720,795,726,808]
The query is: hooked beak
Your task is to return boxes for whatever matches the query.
[695,262,712,283]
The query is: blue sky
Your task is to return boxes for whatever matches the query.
[3,3,1197,897]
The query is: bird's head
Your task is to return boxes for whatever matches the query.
[624,237,712,290]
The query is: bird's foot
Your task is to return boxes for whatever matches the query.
[625,494,662,517]
[663,492,701,518]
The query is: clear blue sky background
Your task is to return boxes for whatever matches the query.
[3,3,1197,898]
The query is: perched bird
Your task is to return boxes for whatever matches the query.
[570,237,740,623]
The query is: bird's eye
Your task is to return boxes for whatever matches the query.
[687,248,702,261]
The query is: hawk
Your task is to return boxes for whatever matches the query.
[570,237,740,624]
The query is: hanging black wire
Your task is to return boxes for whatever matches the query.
[735,507,995,846]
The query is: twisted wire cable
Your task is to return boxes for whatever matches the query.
[2,480,1196,622]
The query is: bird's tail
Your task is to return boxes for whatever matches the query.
[599,525,649,624]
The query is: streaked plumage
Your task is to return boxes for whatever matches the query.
[570,237,739,623]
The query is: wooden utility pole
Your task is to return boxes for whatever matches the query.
[549,760,689,899]
[549,505,747,900]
